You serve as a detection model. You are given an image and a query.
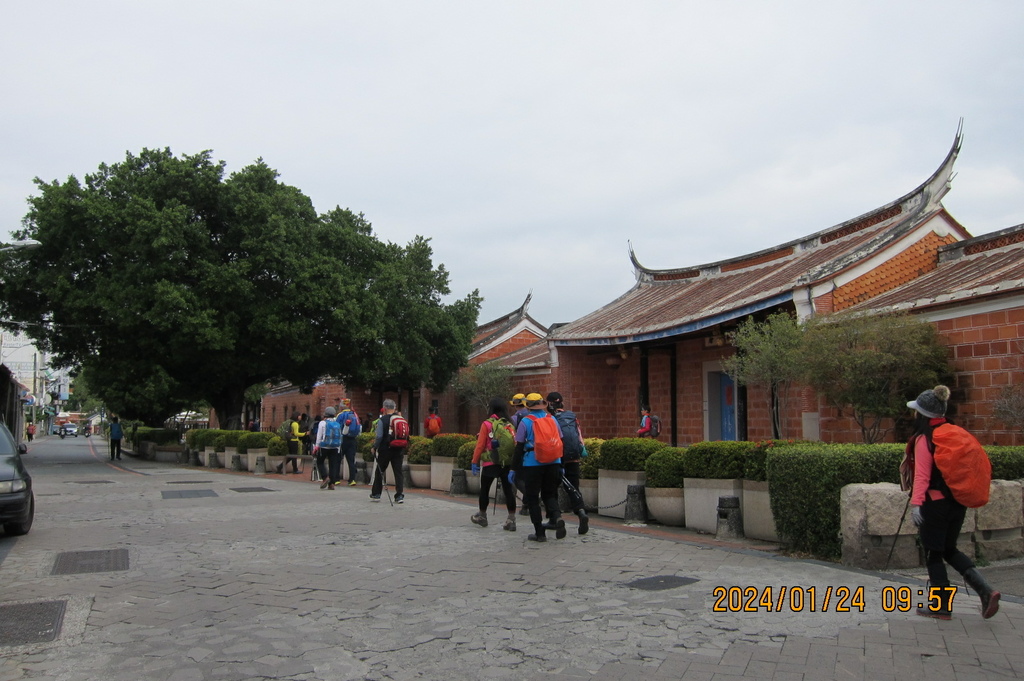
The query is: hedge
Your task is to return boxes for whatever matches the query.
[431,434,474,459]
[598,437,666,471]
[682,441,754,479]
[456,441,475,470]
[212,430,246,452]
[766,443,902,559]
[132,427,180,446]
[987,447,1024,481]
[236,431,275,453]
[406,438,432,464]
[580,438,604,479]
[644,447,687,488]
[268,436,287,457]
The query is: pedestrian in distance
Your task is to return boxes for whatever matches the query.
[470,397,518,531]
[314,407,343,490]
[371,399,407,504]
[547,391,589,535]
[636,408,654,437]
[276,412,305,474]
[337,398,362,486]
[26,423,35,442]
[109,416,123,460]
[905,385,999,619]
[509,393,566,542]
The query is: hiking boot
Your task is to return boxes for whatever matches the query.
[327,484,335,490]
[519,506,530,516]
[527,533,547,542]
[275,465,284,474]
[320,480,330,490]
[964,567,1001,619]
[471,512,488,527]
[502,514,516,532]
[370,494,381,502]
[543,518,567,540]
[395,494,404,504]
[576,509,589,535]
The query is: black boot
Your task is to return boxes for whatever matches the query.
[964,568,1001,619]
[576,509,589,535]
[916,582,954,620]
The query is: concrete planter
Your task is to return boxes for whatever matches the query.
[646,487,685,527]
[154,444,184,463]
[223,446,243,470]
[579,479,598,511]
[465,470,481,495]
[431,456,455,492]
[598,470,645,519]
[409,464,431,488]
[246,448,270,472]
[684,477,743,534]
[742,480,778,542]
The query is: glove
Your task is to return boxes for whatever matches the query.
[911,505,924,528]
[471,463,480,476]
[507,470,516,485]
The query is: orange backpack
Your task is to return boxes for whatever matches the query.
[525,414,563,464]
[930,423,991,508]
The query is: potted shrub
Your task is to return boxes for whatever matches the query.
[189,429,221,467]
[456,441,480,495]
[239,432,277,473]
[215,430,246,470]
[578,438,604,510]
[741,440,793,542]
[597,437,666,519]
[430,434,473,491]
[682,441,752,534]
[644,447,687,526]
[406,438,432,487]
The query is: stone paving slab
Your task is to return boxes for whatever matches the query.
[0,452,1021,680]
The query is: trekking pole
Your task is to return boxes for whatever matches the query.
[884,496,912,571]
[372,450,394,507]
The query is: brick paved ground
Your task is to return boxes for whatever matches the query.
[0,437,1021,680]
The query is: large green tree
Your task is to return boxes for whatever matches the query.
[0,149,479,427]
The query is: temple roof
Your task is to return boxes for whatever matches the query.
[550,125,970,346]
[470,292,548,360]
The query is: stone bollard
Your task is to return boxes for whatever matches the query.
[356,460,368,485]
[624,484,648,524]
[189,449,201,466]
[231,453,244,471]
[402,462,412,489]
[254,456,267,475]
[716,495,743,539]
[450,468,468,496]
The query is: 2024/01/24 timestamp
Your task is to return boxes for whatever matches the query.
[710,585,956,613]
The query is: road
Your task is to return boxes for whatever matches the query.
[0,435,1022,680]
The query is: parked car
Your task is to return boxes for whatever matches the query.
[0,424,33,535]
[50,424,60,435]
[63,423,78,437]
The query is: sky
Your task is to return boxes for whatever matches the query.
[2,2,1023,330]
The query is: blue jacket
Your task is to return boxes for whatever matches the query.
[514,408,562,467]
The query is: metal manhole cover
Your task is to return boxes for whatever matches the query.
[230,487,276,493]
[0,600,66,645]
[166,480,214,485]
[68,480,114,485]
[161,490,218,499]
[625,575,699,591]
[52,549,129,576]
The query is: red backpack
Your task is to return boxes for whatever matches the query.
[388,414,410,449]
[425,414,441,437]
[526,414,563,464]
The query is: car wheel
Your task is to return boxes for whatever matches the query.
[3,495,33,536]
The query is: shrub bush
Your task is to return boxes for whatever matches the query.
[212,430,245,452]
[682,441,756,479]
[987,446,1024,481]
[644,447,687,488]
[358,432,375,462]
[268,436,287,457]
[580,438,604,479]
[432,434,474,459]
[132,427,180,446]
[188,429,224,450]
[406,438,432,465]
[456,441,475,469]
[236,431,275,454]
[598,437,667,471]
[767,443,902,559]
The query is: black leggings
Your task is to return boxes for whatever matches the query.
[479,465,516,513]
[920,496,974,586]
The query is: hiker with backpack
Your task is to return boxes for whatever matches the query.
[313,406,343,490]
[547,392,589,535]
[276,412,305,474]
[371,399,407,503]
[904,385,999,620]
[636,408,661,438]
[337,398,362,486]
[509,393,566,542]
[424,407,442,438]
[470,398,519,531]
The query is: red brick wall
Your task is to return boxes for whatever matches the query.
[473,329,545,364]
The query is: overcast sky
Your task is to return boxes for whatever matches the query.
[3,2,1022,329]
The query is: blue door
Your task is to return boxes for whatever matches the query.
[719,373,736,441]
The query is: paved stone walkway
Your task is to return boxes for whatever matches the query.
[1,443,1022,680]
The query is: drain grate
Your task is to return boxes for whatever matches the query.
[68,480,114,485]
[166,480,214,485]
[625,575,699,591]
[230,487,276,493]
[161,489,218,499]
[0,600,66,645]
[52,549,129,576]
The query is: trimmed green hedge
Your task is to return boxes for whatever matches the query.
[456,441,475,469]
[132,427,180,446]
[358,432,375,462]
[580,438,604,479]
[431,434,474,459]
[598,437,666,471]
[766,443,902,559]
[683,441,754,479]
[237,432,275,453]
[212,430,246,452]
[268,436,287,457]
[644,447,687,488]
[186,428,224,450]
[988,447,1024,481]
[406,437,432,464]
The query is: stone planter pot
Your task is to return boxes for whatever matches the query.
[466,470,481,495]
[246,448,270,472]
[223,446,243,470]
[684,477,743,534]
[431,456,455,492]
[646,487,685,527]
[409,463,431,488]
[742,480,778,542]
[579,479,598,512]
[598,470,646,519]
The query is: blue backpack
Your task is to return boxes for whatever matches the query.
[341,411,361,438]
[322,419,342,448]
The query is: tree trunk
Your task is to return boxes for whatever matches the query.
[211,385,247,431]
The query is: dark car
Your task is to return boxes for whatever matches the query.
[0,424,33,535]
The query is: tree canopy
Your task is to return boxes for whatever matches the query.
[0,148,480,427]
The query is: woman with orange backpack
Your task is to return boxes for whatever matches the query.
[906,385,999,620]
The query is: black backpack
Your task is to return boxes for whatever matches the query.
[650,414,662,438]
[553,410,583,461]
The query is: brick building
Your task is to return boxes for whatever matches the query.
[487,126,1023,446]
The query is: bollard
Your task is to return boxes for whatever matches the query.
[624,484,648,524]
[189,449,201,466]
[402,462,412,489]
[231,453,244,471]
[356,460,368,485]
[254,455,267,475]
[450,468,468,496]
[208,452,220,469]
[716,495,743,539]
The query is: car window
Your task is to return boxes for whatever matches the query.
[0,423,18,455]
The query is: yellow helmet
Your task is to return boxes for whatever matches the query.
[510,393,526,406]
